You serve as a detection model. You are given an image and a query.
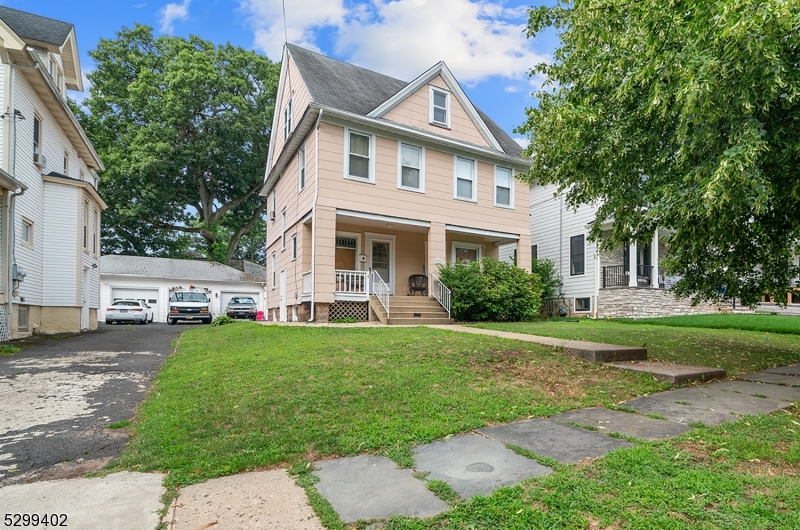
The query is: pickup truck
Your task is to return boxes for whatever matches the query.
[168,290,212,324]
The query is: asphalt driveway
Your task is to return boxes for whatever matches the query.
[0,324,181,485]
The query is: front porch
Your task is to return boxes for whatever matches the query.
[600,229,671,290]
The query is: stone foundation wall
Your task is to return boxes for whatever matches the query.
[598,287,722,318]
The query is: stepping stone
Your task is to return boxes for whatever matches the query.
[764,365,800,376]
[621,395,732,426]
[479,419,633,464]
[656,386,792,416]
[412,434,551,499]
[313,455,447,523]
[605,361,725,384]
[737,371,800,387]
[551,407,689,440]
[705,380,800,402]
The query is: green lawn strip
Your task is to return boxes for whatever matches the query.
[383,408,800,530]
[121,324,664,488]
[613,314,800,336]
[471,320,800,374]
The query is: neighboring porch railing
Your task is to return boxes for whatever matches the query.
[602,265,654,288]
[335,270,368,296]
[370,270,390,317]
[429,273,451,318]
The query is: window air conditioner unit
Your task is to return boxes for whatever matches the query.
[33,154,47,169]
[269,210,276,221]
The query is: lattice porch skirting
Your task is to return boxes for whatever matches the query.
[329,301,369,322]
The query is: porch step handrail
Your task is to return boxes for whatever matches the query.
[370,270,390,318]
[429,273,451,318]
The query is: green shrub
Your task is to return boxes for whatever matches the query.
[438,257,543,322]
[213,315,236,326]
[331,317,359,324]
[530,258,561,300]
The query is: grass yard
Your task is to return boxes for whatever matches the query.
[122,324,666,487]
[472,319,800,374]
[617,313,800,335]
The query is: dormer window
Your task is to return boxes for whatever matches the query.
[283,98,292,141]
[429,86,450,128]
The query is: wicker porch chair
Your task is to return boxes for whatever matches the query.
[408,274,428,296]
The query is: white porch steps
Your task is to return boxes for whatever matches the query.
[370,296,454,326]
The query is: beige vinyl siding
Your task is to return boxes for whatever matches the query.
[316,122,528,238]
[270,55,313,172]
[383,75,490,148]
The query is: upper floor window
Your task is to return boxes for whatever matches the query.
[93,209,99,255]
[291,233,297,260]
[430,86,450,127]
[283,98,292,141]
[281,208,287,250]
[270,190,277,222]
[570,234,585,275]
[49,57,55,77]
[494,166,513,208]
[454,156,476,202]
[21,218,33,246]
[298,145,306,192]
[345,129,374,182]
[82,202,89,249]
[63,151,69,175]
[271,252,277,288]
[398,143,424,192]
[33,115,41,159]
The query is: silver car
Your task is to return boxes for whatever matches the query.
[106,299,154,325]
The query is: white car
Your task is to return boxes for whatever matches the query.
[106,299,154,325]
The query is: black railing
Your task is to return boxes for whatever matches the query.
[603,265,654,288]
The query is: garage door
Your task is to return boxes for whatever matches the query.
[220,292,261,313]
[111,288,160,320]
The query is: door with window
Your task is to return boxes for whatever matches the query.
[367,236,394,294]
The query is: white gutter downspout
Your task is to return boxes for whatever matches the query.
[309,109,322,322]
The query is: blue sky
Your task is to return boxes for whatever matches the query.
[3,0,559,145]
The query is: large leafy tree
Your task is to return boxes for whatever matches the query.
[77,24,279,263]
[518,1,800,306]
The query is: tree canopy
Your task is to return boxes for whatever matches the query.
[77,24,279,263]
[518,0,800,306]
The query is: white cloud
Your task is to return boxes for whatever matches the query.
[241,0,548,82]
[504,85,520,93]
[160,0,191,34]
[513,137,529,149]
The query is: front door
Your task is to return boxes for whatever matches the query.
[81,268,90,330]
[368,238,393,294]
[279,269,287,322]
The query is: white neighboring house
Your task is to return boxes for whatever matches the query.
[99,255,266,323]
[530,183,723,318]
[0,7,106,338]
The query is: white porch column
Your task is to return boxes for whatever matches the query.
[650,230,659,288]
[628,241,638,287]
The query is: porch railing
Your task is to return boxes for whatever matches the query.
[603,265,655,288]
[430,273,451,319]
[335,270,368,295]
[370,270,390,317]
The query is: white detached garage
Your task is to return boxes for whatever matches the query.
[100,255,266,323]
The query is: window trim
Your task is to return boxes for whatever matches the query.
[451,241,482,264]
[63,151,69,176]
[531,244,538,261]
[343,128,376,183]
[281,208,287,250]
[493,165,514,209]
[574,297,591,313]
[429,85,451,128]
[17,304,29,332]
[82,201,89,250]
[570,234,585,276]
[21,217,34,248]
[33,114,42,160]
[93,208,100,256]
[298,145,306,192]
[270,190,277,222]
[453,155,477,202]
[282,97,292,141]
[271,252,277,289]
[396,141,425,193]
[291,233,297,261]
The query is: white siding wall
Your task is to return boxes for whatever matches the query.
[530,183,599,301]
[100,276,267,322]
[41,183,78,305]
[0,65,4,170]
[498,243,517,264]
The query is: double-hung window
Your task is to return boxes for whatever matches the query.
[283,98,292,141]
[298,146,306,191]
[398,143,424,192]
[430,86,450,127]
[281,208,287,250]
[494,166,513,207]
[452,242,482,264]
[271,252,277,288]
[454,156,476,201]
[33,116,41,160]
[63,151,69,175]
[82,202,88,249]
[270,190,277,222]
[346,130,373,182]
[291,234,297,260]
[21,218,33,247]
[570,234,585,275]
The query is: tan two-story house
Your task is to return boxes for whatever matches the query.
[262,45,530,324]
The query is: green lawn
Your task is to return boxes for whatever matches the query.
[616,313,800,335]
[472,319,800,374]
[122,324,665,487]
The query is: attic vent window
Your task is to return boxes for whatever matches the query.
[283,97,292,141]
[336,237,357,249]
[429,86,450,127]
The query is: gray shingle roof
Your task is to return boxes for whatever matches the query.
[287,44,523,157]
[228,259,267,280]
[100,255,264,283]
[0,6,73,46]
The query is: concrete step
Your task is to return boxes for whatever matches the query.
[390,311,450,319]
[387,317,455,325]
[389,298,443,305]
